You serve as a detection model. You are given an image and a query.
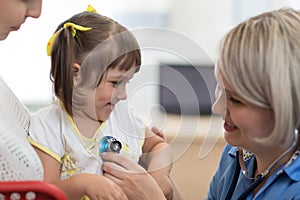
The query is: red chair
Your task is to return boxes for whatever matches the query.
[0,181,67,200]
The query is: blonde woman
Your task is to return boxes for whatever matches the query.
[208,8,300,200]
[102,7,300,200]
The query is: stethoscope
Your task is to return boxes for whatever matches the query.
[225,130,298,200]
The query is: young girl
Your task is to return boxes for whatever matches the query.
[29,7,173,200]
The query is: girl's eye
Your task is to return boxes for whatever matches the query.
[111,81,120,86]
[112,80,131,87]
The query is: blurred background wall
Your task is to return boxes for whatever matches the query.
[1,0,300,199]
[2,0,300,112]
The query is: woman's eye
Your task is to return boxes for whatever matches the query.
[22,0,33,3]
[229,97,242,104]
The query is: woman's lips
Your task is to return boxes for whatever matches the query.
[224,121,238,132]
[11,26,20,31]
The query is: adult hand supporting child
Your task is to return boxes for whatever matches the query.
[102,152,167,200]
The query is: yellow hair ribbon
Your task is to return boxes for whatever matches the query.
[46,30,60,56]
[46,22,92,56]
[63,22,92,37]
[86,4,98,14]
[46,5,96,56]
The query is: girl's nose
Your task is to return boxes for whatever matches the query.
[116,87,127,101]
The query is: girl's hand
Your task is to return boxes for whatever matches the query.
[102,152,166,200]
[83,174,127,200]
[151,126,166,141]
[56,173,128,200]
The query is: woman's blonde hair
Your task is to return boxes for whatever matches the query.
[217,8,300,146]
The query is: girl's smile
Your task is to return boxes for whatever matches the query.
[93,66,136,122]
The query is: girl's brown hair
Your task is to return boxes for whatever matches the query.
[50,12,141,116]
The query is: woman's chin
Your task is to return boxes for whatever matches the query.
[0,32,9,40]
[224,130,241,146]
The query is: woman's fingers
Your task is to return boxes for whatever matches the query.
[103,170,122,185]
[102,152,144,172]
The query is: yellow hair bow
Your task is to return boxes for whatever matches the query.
[47,31,59,56]
[63,22,92,37]
[46,5,97,56]
[86,4,98,13]
[46,23,91,56]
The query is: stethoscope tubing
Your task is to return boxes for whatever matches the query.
[225,131,298,200]
[225,150,240,200]
[225,150,265,200]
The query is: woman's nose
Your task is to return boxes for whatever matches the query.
[212,84,226,116]
[26,0,42,19]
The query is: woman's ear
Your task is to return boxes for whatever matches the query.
[73,63,81,86]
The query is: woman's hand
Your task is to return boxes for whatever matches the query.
[102,152,166,200]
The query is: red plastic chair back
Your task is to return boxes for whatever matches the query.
[0,181,67,200]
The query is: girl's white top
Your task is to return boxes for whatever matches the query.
[29,101,145,179]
